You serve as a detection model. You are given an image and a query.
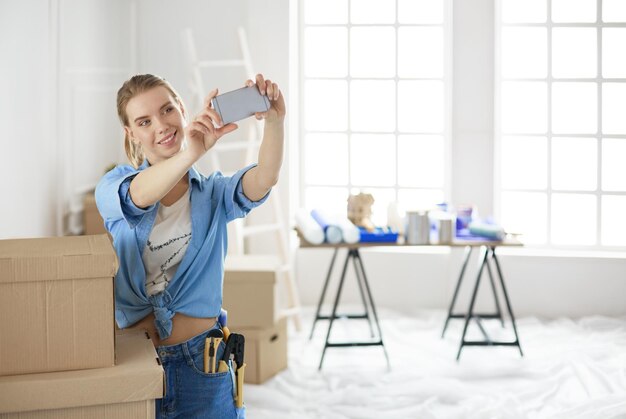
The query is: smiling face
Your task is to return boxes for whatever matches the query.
[124,86,187,165]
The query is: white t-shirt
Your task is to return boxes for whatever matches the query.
[142,188,192,297]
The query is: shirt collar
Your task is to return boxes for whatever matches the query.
[140,159,203,191]
[188,165,203,191]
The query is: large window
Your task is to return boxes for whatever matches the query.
[299,0,451,225]
[497,0,626,248]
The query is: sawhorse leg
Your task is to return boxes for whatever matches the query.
[318,249,388,370]
[456,246,523,360]
[309,248,339,340]
[309,249,375,340]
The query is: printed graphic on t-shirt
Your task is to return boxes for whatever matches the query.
[145,233,192,288]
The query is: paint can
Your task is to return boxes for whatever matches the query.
[438,217,454,244]
[405,210,430,245]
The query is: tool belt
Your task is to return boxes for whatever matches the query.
[204,312,246,408]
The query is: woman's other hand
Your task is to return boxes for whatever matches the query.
[184,89,238,160]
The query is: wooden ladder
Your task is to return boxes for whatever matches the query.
[181,27,302,330]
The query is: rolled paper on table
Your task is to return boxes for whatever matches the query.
[336,218,360,244]
[468,221,505,240]
[310,209,343,244]
[295,208,325,245]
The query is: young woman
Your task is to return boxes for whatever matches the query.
[95,73,284,418]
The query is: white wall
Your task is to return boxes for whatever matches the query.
[0,1,56,238]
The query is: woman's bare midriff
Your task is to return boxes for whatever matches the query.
[127,312,218,348]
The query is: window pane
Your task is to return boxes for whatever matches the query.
[501,82,547,134]
[398,80,444,133]
[350,134,396,186]
[552,0,596,22]
[304,27,348,77]
[552,83,597,134]
[305,80,347,131]
[602,138,626,191]
[305,134,349,185]
[398,135,444,187]
[551,137,597,191]
[602,83,626,134]
[350,27,395,78]
[398,0,443,24]
[551,193,597,245]
[352,187,396,226]
[603,0,626,22]
[501,0,546,23]
[601,195,626,246]
[501,136,547,189]
[398,27,443,78]
[501,192,547,244]
[305,0,348,24]
[305,186,349,215]
[501,27,547,78]
[552,28,596,78]
[351,80,395,132]
[398,189,445,211]
[602,29,626,78]
[351,0,395,24]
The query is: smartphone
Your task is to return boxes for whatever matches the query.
[210,85,271,124]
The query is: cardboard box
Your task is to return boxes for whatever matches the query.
[236,316,288,384]
[223,255,282,329]
[83,192,107,235]
[0,330,163,418]
[0,234,118,376]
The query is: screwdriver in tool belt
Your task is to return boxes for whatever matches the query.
[204,329,224,373]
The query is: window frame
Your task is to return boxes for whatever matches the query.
[495,0,626,250]
[297,0,453,223]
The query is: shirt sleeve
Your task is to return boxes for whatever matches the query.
[94,165,157,230]
[222,163,271,222]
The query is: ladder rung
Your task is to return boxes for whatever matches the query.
[277,264,291,273]
[281,307,302,317]
[242,224,283,236]
[197,60,247,68]
[216,140,260,151]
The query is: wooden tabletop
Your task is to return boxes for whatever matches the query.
[294,228,523,249]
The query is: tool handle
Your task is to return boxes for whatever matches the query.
[236,363,246,408]
[218,360,229,373]
[211,337,223,373]
[203,337,210,373]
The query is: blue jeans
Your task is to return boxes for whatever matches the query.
[155,324,245,418]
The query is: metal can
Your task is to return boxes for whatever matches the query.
[438,217,454,244]
[405,210,430,245]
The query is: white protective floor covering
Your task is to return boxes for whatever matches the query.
[246,308,626,419]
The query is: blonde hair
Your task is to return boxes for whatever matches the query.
[116,74,183,168]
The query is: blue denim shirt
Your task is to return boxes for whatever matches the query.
[95,160,269,340]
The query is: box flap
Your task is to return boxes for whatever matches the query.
[0,234,118,283]
[224,255,282,284]
[237,316,287,339]
[0,330,163,414]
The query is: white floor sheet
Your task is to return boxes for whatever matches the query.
[245,308,626,419]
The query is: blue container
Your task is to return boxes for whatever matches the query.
[359,227,399,243]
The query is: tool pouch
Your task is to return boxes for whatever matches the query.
[187,338,246,418]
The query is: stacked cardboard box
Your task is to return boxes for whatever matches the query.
[83,192,107,235]
[223,255,288,384]
[0,330,163,418]
[0,235,164,417]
